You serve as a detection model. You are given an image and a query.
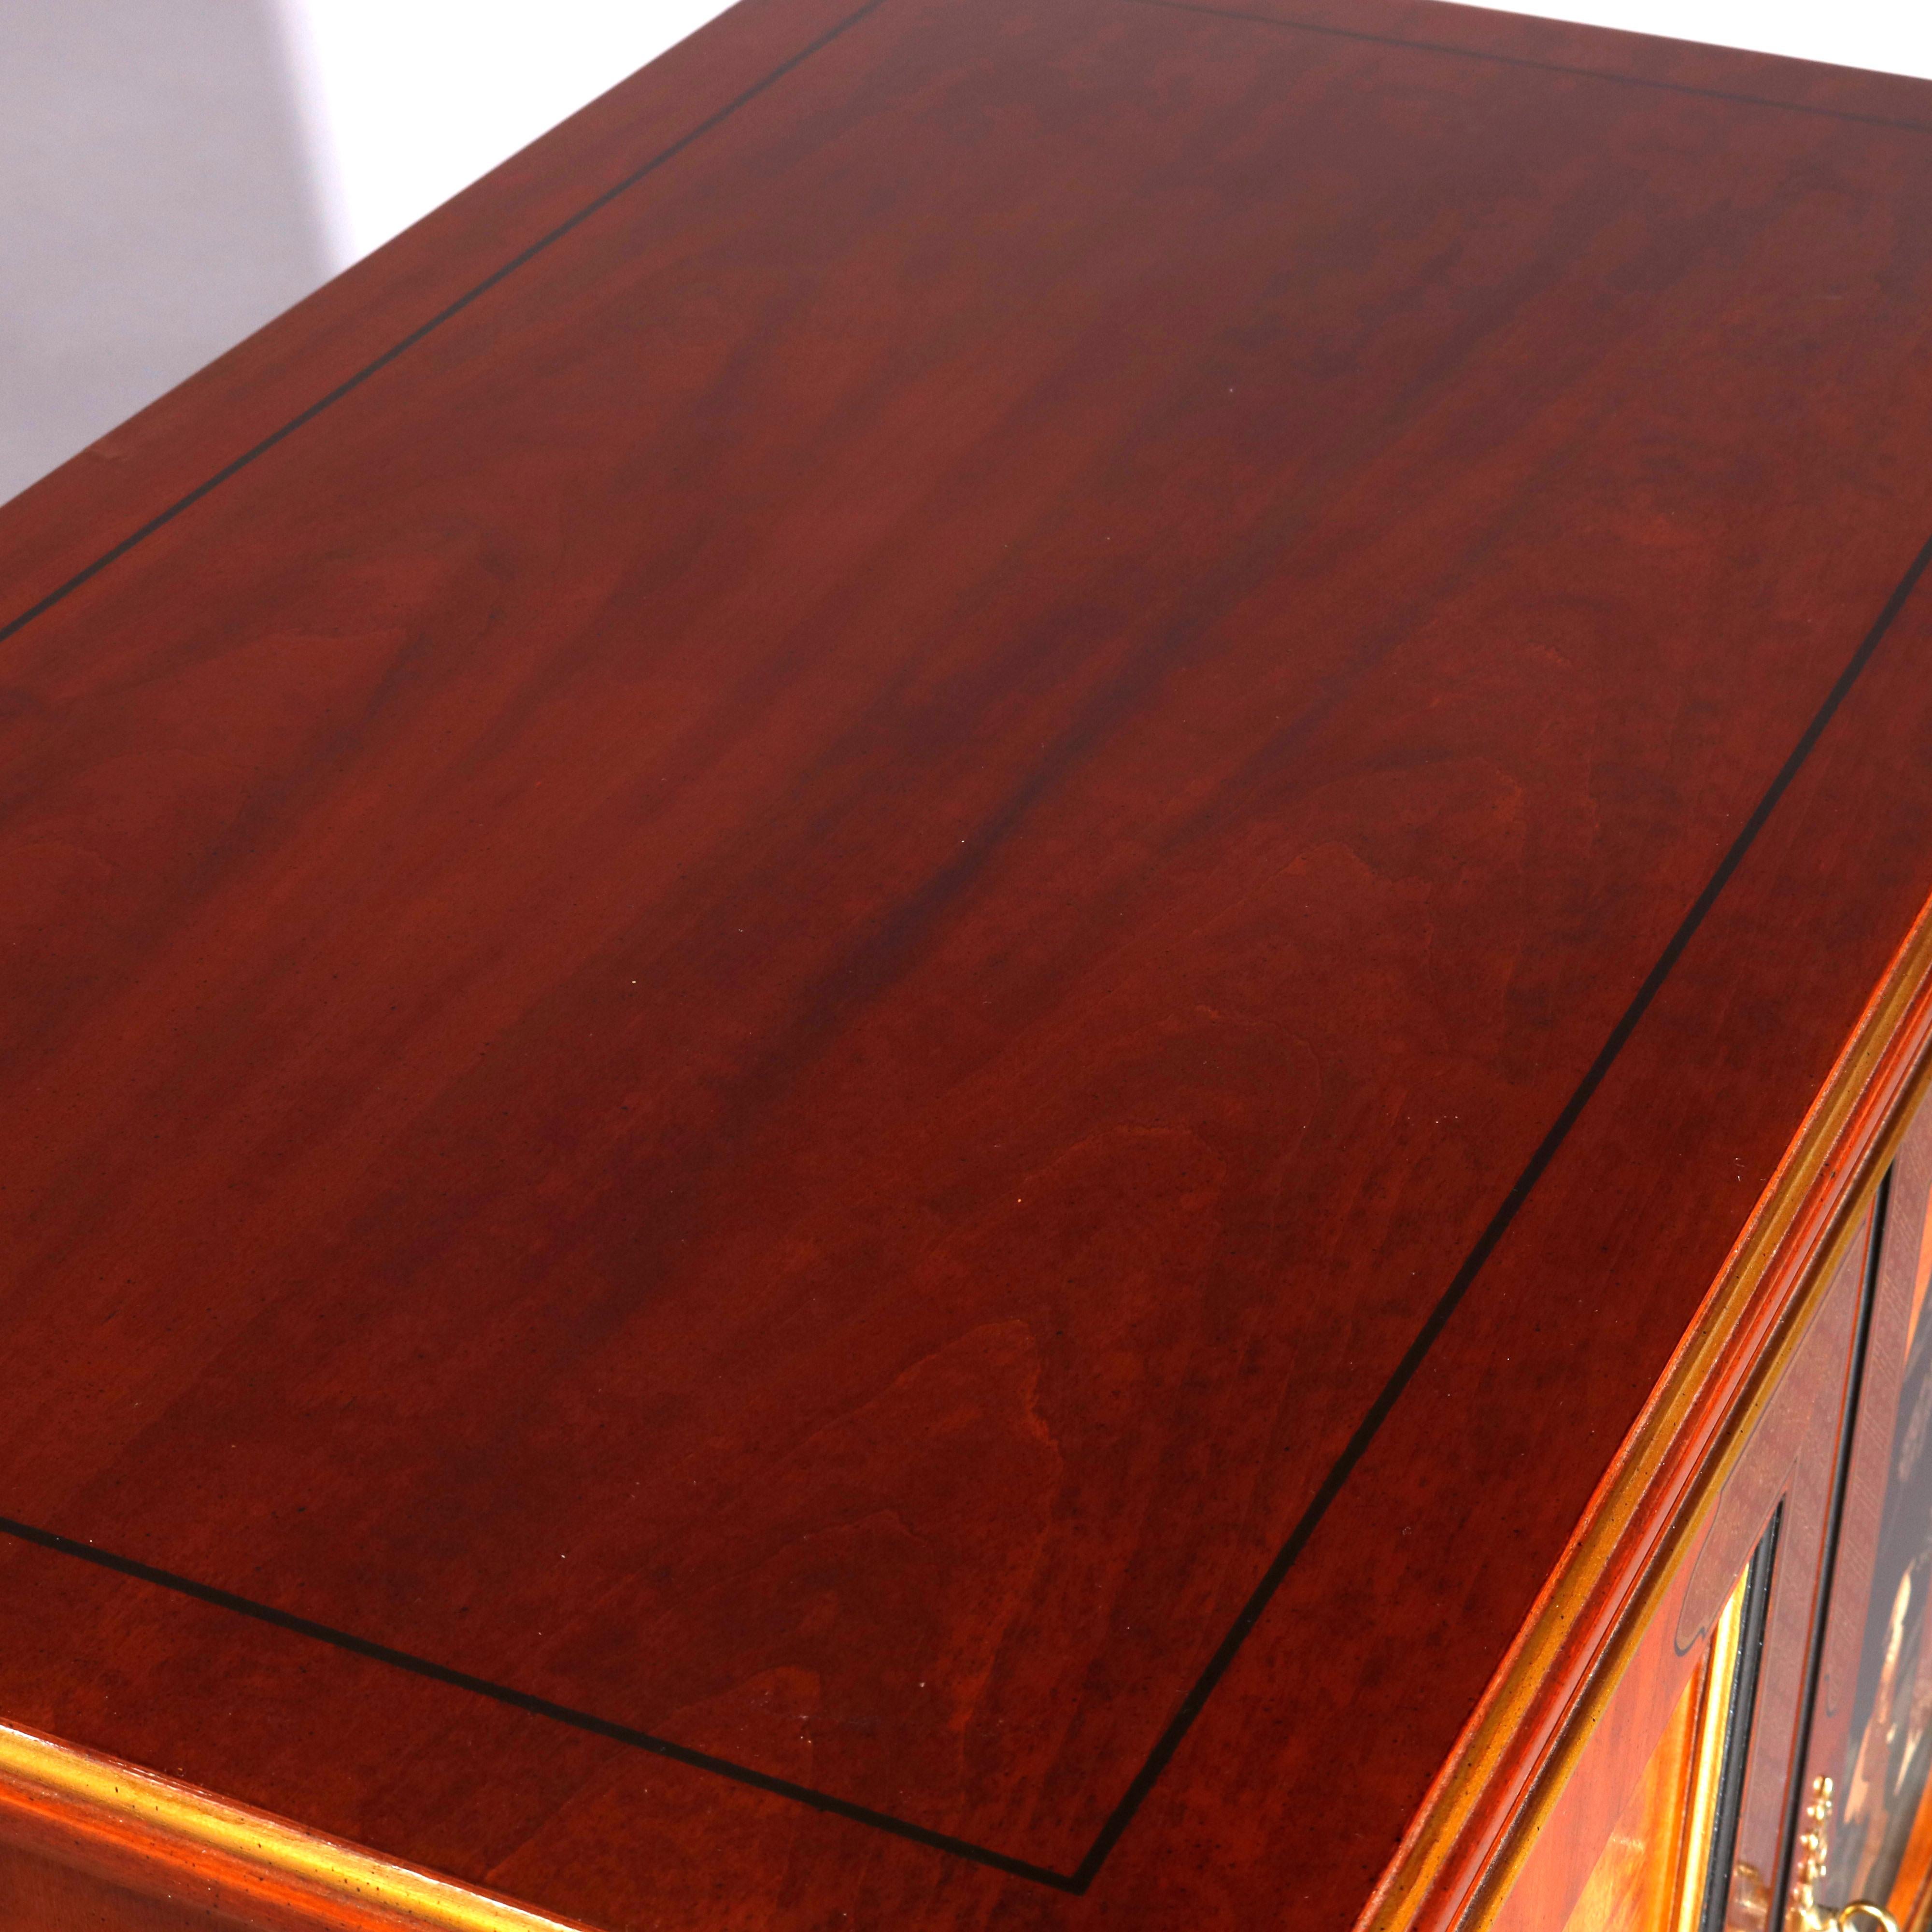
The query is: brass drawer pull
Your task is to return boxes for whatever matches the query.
[1789,1778,1901,1932]
[1824,1908,1901,1932]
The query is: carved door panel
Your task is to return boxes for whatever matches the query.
[1783,1100,1932,1932]
[1489,1209,1877,1932]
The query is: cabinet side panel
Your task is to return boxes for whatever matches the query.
[1488,1214,1873,1932]
[0,1838,238,1932]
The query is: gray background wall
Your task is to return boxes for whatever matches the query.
[0,0,325,506]
[2,0,1924,514]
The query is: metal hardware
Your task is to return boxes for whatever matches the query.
[1829,1910,1901,1932]
[1729,1861,1772,1932]
[1787,1776,1902,1932]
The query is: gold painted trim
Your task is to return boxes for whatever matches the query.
[1357,887,1932,1932]
[0,1719,588,1932]
[1672,1562,1751,1932]
[5,959,1932,1932]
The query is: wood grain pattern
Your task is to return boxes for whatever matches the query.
[1556,1656,1703,1932]
[0,1843,233,1932]
[7,0,1932,1926]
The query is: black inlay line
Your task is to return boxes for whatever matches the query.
[5,0,1932,1891]
[0,0,886,654]
[10,511,1932,1898]
[1117,0,1932,137]
[0,1514,1077,1892]
[1069,520,1932,1887]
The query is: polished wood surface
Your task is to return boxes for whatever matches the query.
[1563,1671,1703,1932]
[8,0,1932,1927]
[0,1847,222,1932]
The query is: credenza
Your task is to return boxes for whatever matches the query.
[7,1,1932,1929]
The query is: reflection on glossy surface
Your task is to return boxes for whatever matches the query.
[1562,1660,1705,1932]
[1557,1561,1754,1932]
[1730,1860,1772,1932]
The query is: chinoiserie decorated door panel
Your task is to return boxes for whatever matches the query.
[1785,1097,1932,1932]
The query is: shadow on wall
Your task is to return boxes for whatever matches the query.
[0,0,328,507]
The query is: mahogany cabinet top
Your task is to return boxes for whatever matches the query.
[7,1,1932,1926]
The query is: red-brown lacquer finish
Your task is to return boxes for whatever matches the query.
[7,0,1932,1926]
